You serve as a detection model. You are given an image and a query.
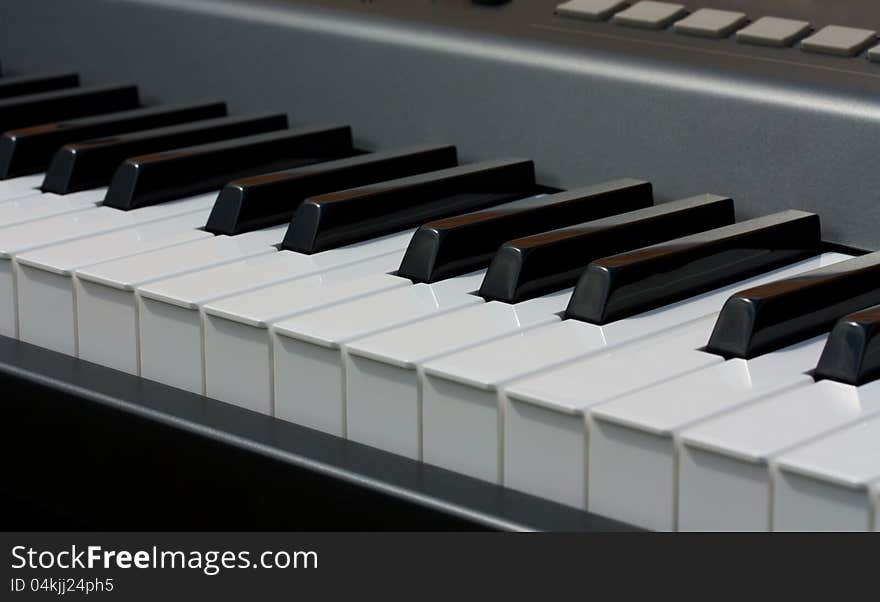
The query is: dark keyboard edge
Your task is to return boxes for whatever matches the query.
[0,335,638,532]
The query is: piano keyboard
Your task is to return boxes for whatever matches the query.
[3,45,880,532]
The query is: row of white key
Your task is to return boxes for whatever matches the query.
[0,192,219,337]
[5,178,871,532]
[137,248,852,530]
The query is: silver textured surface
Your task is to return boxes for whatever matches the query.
[1,0,879,251]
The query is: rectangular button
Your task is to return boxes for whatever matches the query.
[555,0,627,21]
[736,17,812,47]
[612,2,686,30]
[800,25,876,57]
[673,8,748,39]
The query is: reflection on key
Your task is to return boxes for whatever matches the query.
[0,84,140,131]
[41,113,288,194]
[103,125,354,210]
[398,179,653,284]
[773,414,880,531]
[479,194,733,303]
[588,336,827,531]
[0,101,227,179]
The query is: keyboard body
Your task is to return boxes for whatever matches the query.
[3,0,880,532]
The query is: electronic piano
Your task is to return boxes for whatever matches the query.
[2,0,880,531]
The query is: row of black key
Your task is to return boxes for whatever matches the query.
[4,66,880,391]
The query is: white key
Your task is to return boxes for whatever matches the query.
[344,290,570,460]
[0,193,217,338]
[0,188,105,228]
[201,256,411,414]
[136,231,412,394]
[419,253,848,487]
[0,174,45,201]
[587,336,825,531]
[0,191,216,257]
[503,316,721,508]
[265,272,485,434]
[772,412,880,531]
[14,211,214,354]
[678,379,880,531]
[72,225,285,375]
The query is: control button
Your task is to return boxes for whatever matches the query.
[868,44,880,62]
[800,25,876,57]
[612,1,686,29]
[555,0,627,21]
[673,8,748,39]
[735,16,811,47]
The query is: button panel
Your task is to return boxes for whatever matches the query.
[554,3,880,64]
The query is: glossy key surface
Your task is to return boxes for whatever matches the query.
[478,194,734,304]
[41,113,287,195]
[0,101,227,179]
[814,305,880,386]
[0,84,140,132]
[282,158,537,254]
[567,210,821,324]
[0,72,79,100]
[206,145,458,236]
[707,251,880,359]
[397,179,653,284]
[102,125,354,210]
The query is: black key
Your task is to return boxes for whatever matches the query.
[103,125,354,210]
[706,251,880,359]
[814,306,880,385]
[0,101,227,179]
[478,194,734,304]
[566,210,821,324]
[0,84,140,132]
[206,145,458,235]
[41,113,287,195]
[282,159,537,254]
[397,178,654,284]
[0,72,79,100]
